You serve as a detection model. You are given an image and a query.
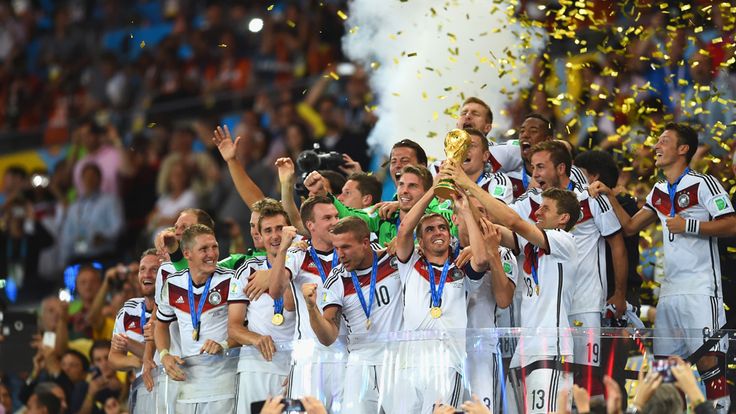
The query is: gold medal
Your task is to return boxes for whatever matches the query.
[271,313,284,326]
[365,319,372,330]
[192,326,199,341]
[535,285,540,296]
[430,307,442,319]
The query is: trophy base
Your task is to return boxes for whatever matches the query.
[434,180,457,200]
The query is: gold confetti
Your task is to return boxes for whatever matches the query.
[287,20,296,28]
[267,4,274,11]
[407,52,417,57]
[329,72,340,80]
[140,41,146,48]
[218,44,228,48]
[147,123,156,128]
[337,10,348,20]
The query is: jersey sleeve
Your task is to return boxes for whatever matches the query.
[489,173,514,205]
[330,193,380,231]
[397,249,421,284]
[699,175,735,219]
[544,229,576,261]
[155,281,176,323]
[591,194,622,237]
[489,140,523,173]
[113,308,126,335]
[500,248,518,286]
[154,263,175,307]
[320,268,344,310]
[643,186,657,213]
[284,248,306,281]
[228,265,250,303]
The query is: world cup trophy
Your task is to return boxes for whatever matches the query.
[434,129,472,200]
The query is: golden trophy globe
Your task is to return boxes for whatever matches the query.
[434,129,472,200]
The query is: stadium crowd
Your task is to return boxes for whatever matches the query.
[1,1,736,414]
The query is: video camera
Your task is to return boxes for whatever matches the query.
[294,145,345,197]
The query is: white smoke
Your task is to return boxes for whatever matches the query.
[343,0,546,159]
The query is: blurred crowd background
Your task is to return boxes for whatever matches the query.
[0,0,734,413]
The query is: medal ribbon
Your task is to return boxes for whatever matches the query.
[350,251,378,323]
[265,260,284,315]
[522,167,529,190]
[426,258,451,308]
[667,167,690,217]
[567,180,574,191]
[140,301,148,329]
[188,272,213,338]
[530,246,540,288]
[309,246,338,283]
[476,172,485,185]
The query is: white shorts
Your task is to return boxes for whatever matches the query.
[286,358,345,412]
[235,371,288,414]
[465,350,499,413]
[654,295,727,357]
[340,364,385,414]
[568,312,602,367]
[128,377,154,414]
[174,398,234,414]
[383,367,464,414]
[507,356,572,414]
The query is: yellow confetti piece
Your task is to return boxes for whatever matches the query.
[407,52,417,57]
[267,4,274,11]
[329,72,340,80]
[218,44,227,48]
[147,122,156,128]
[337,10,348,20]
[287,20,296,28]
[140,40,146,48]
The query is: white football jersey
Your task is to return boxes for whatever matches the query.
[156,267,234,357]
[154,262,181,356]
[113,297,160,376]
[230,257,295,374]
[428,162,514,204]
[512,184,621,314]
[644,170,734,298]
[512,229,576,361]
[284,244,341,346]
[466,247,518,330]
[397,248,483,370]
[320,250,403,363]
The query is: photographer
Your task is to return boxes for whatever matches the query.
[629,357,715,414]
[85,263,138,343]
[0,195,54,302]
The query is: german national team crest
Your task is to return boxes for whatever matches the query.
[208,291,222,306]
[390,256,398,269]
[677,193,690,208]
[451,268,463,281]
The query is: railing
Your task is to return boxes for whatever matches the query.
[128,327,736,413]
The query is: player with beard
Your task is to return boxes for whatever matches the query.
[109,249,160,412]
[387,178,488,413]
[590,123,736,412]
[448,160,581,413]
[299,217,403,414]
[513,141,627,398]
[228,206,296,414]
[306,165,456,248]
[155,225,238,413]
[268,196,345,412]
[489,114,588,199]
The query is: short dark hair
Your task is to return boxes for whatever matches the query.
[330,216,370,241]
[31,390,62,414]
[464,128,489,152]
[257,205,290,233]
[300,195,334,226]
[541,188,580,231]
[89,340,111,361]
[4,165,27,178]
[346,173,383,205]
[80,162,102,179]
[574,150,619,188]
[180,208,215,231]
[400,165,433,191]
[181,224,215,251]
[462,97,493,126]
[391,139,428,166]
[530,140,572,177]
[63,349,90,372]
[416,213,451,236]
[318,170,347,196]
[524,113,553,137]
[140,248,158,260]
[664,122,698,163]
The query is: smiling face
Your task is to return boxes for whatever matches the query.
[332,231,371,271]
[531,150,564,190]
[534,197,569,230]
[417,215,451,257]
[138,254,159,297]
[259,214,288,257]
[653,129,687,169]
[306,203,339,246]
[184,234,219,275]
[389,146,419,184]
[519,117,551,163]
[397,172,426,212]
[457,102,492,134]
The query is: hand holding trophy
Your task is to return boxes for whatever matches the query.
[434,129,472,200]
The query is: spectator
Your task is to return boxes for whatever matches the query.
[25,389,61,414]
[147,162,198,240]
[60,163,123,266]
[70,119,122,197]
[0,381,11,413]
[65,265,105,341]
[78,341,121,414]
[0,165,28,207]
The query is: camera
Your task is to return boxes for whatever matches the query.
[651,359,675,383]
[294,147,346,197]
[250,398,305,413]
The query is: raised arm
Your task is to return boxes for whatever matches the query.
[302,283,340,346]
[588,181,656,236]
[212,125,265,208]
[481,219,516,308]
[453,191,490,271]
[269,226,297,298]
[396,186,436,262]
[276,157,307,235]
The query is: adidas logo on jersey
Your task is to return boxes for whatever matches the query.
[175,296,184,304]
[307,262,317,269]
[127,321,137,329]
